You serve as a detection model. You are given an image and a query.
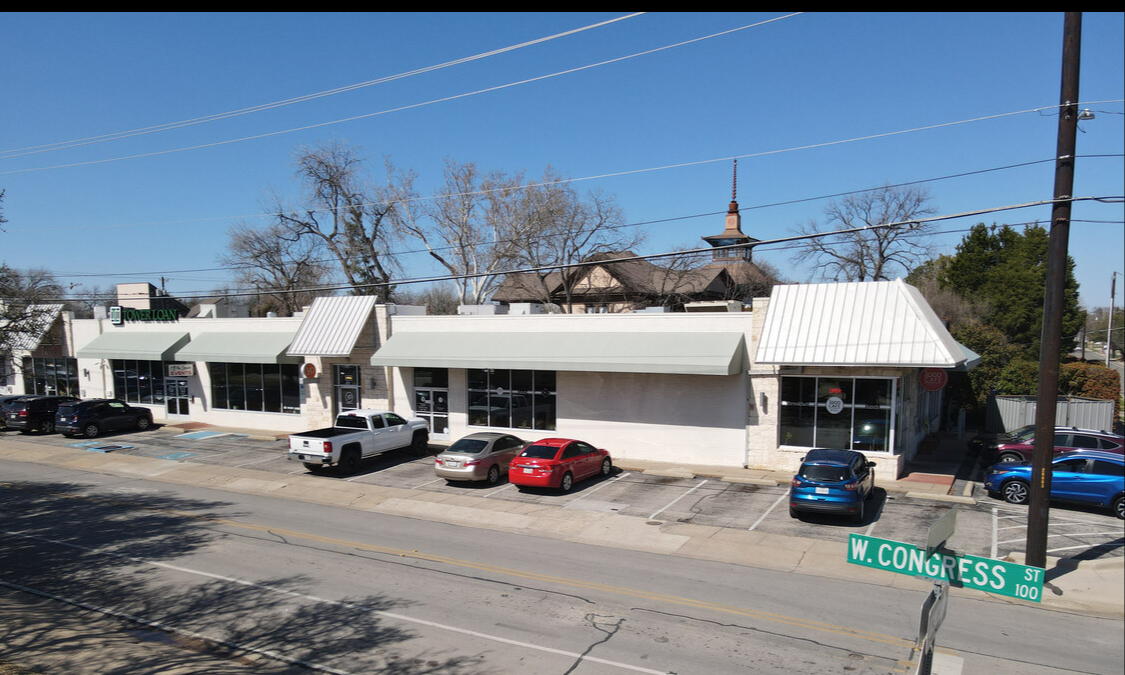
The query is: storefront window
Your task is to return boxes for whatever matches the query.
[108,360,170,404]
[468,368,556,431]
[22,357,79,397]
[780,376,896,452]
[209,362,299,414]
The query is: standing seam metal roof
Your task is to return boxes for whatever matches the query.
[286,296,378,357]
[754,280,966,368]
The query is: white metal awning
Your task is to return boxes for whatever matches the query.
[287,296,378,357]
[754,280,971,368]
[371,331,747,376]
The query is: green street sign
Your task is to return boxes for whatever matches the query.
[847,534,1044,602]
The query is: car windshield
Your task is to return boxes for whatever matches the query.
[520,445,559,459]
[799,464,850,482]
[447,438,488,454]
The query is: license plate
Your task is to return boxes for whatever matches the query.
[523,468,533,474]
[815,487,829,494]
[446,461,459,468]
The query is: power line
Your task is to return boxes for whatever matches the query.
[33,195,1118,303]
[0,13,648,160]
[0,13,805,176]
[14,152,1121,282]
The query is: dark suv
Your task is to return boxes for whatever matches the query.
[0,395,29,430]
[4,396,80,434]
[55,399,154,438]
[789,448,877,522]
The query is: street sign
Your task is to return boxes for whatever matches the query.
[847,534,1044,602]
[925,506,957,555]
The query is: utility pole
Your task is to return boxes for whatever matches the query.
[1027,12,1082,569]
[1108,271,1116,368]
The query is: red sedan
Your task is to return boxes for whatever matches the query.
[508,438,612,492]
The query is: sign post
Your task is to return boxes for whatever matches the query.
[915,581,948,675]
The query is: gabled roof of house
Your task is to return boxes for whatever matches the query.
[754,279,970,368]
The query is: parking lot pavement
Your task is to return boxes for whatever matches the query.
[5,425,1122,565]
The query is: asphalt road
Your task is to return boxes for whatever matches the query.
[4,426,1120,565]
[2,458,1122,675]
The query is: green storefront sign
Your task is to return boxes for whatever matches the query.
[847,534,1044,602]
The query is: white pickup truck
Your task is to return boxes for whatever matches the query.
[288,409,429,474]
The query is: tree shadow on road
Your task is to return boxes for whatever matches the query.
[0,481,488,675]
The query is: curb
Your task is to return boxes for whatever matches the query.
[903,491,977,505]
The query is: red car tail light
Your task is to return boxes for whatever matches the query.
[322,441,332,454]
[791,478,801,487]
[843,481,861,491]
[465,459,481,466]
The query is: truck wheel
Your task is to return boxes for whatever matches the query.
[339,450,362,475]
[302,462,324,473]
[411,431,429,455]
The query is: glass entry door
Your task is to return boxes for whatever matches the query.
[335,365,361,415]
[414,388,449,438]
[165,378,190,417]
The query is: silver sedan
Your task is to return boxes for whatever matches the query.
[434,432,526,485]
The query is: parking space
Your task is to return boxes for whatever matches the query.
[6,427,1121,562]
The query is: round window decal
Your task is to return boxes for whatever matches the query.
[342,390,357,406]
[825,396,845,415]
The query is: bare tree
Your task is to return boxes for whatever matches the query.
[272,142,409,300]
[791,184,937,282]
[1,194,67,360]
[219,219,331,316]
[513,168,641,312]
[396,160,530,305]
[0,266,65,356]
[394,283,462,315]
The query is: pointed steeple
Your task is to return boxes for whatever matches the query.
[703,159,758,263]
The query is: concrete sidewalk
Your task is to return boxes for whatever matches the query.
[1,428,1121,674]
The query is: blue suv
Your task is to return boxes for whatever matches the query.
[984,450,1124,519]
[789,449,876,522]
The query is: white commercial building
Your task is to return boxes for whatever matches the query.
[4,280,975,475]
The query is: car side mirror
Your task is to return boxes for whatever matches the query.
[867,461,876,468]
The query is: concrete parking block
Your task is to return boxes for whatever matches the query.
[643,469,696,479]
[721,476,783,486]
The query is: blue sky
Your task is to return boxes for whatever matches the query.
[2,12,1122,307]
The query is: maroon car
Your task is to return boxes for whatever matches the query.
[992,429,1124,463]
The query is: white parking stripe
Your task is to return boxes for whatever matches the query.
[748,489,789,532]
[991,508,998,559]
[411,477,446,490]
[566,472,629,504]
[649,479,707,521]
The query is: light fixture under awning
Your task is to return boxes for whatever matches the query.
[370,332,747,376]
[174,332,301,364]
[76,332,190,361]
